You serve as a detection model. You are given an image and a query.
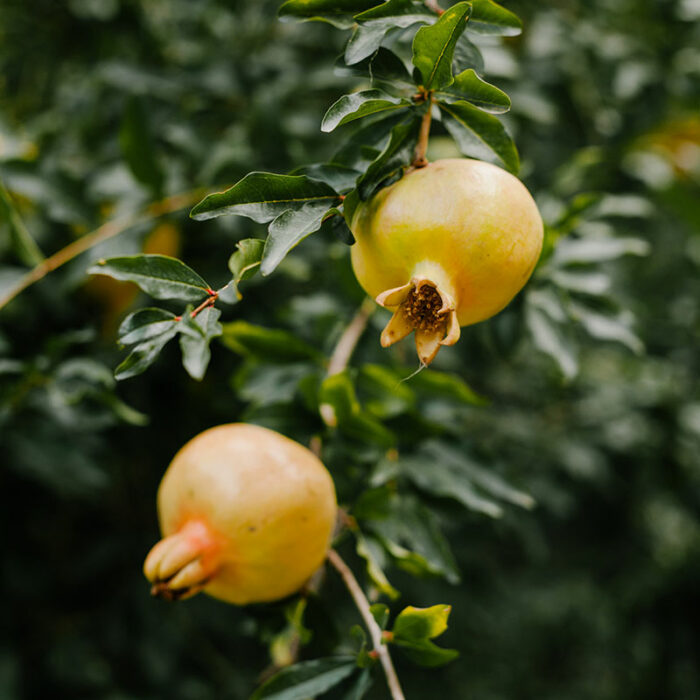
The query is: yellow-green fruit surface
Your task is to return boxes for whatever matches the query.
[350,158,544,326]
[156,423,337,605]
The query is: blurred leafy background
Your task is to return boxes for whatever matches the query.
[1,0,699,698]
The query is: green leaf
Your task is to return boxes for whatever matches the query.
[262,201,333,275]
[88,255,211,302]
[393,637,459,667]
[452,32,485,73]
[345,23,391,65]
[356,531,400,599]
[220,321,321,363]
[468,0,522,36]
[319,371,396,446]
[363,492,460,583]
[439,100,519,172]
[250,657,357,700]
[119,96,164,194]
[369,48,416,89]
[393,604,452,641]
[0,179,44,266]
[320,208,355,245]
[420,441,536,510]
[409,368,488,405]
[190,172,339,223]
[569,302,644,354]
[292,163,361,193]
[355,0,433,24]
[118,308,179,345]
[178,307,223,381]
[526,293,578,379]
[278,0,381,27]
[357,117,421,200]
[436,68,511,113]
[219,238,265,304]
[370,603,390,629]
[551,236,650,265]
[342,669,373,700]
[114,330,178,381]
[359,363,415,418]
[322,90,408,133]
[549,269,611,296]
[412,2,471,89]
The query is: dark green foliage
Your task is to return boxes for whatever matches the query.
[1,0,699,698]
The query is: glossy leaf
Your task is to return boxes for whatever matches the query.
[393,636,459,667]
[355,0,433,24]
[322,90,408,132]
[393,604,451,641]
[250,657,357,700]
[88,255,211,302]
[178,307,223,381]
[439,100,519,172]
[453,32,485,73]
[369,48,416,89]
[412,2,471,89]
[190,172,339,223]
[357,117,421,200]
[220,321,322,363]
[278,0,381,27]
[345,23,391,65]
[219,238,265,304]
[355,531,400,599]
[118,308,179,345]
[437,68,511,113]
[292,163,361,193]
[468,0,522,36]
[114,330,178,381]
[409,367,488,405]
[551,236,650,266]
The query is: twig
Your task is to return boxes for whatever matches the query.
[0,188,204,312]
[327,549,406,700]
[412,99,433,168]
[425,0,444,15]
[327,297,375,376]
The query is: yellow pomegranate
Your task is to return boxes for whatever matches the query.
[350,159,544,364]
[143,424,337,605]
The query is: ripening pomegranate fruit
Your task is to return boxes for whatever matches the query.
[350,159,544,364]
[143,424,337,605]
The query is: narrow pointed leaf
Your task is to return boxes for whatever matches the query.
[118,308,179,345]
[291,163,361,193]
[437,69,511,113]
[453,32,485,73]
[345,23,391,65]
[570,302,644,354]
[88,254,211,302]
[220,321,322,363]
[114,330,178,381]
[250,657,357,700]
[179,307,223,381]
[412,1,472,89]
[439,100,519,172]
[322,90,408,132]
[357,117,421,200]
[551,236,650,265]
[278,0,381,27]
[526,301,578,379]
[468,0,522,36]
[262,201,333,275]
[0,179,44,266]
[219,238,265,304]
[190,173,339,223]
[369,48,415,88]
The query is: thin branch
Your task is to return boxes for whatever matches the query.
[327,297,375,376]
[412,99,433,168]
[0,188,205,312]
[425,0,444,15]
[327,549,406,700]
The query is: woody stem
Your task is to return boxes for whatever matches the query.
[412,97,433,168]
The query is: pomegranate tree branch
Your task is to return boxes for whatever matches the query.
[327,549,406,700]
[412,99,433,168]
[327,297,375,376]
[0,188,205,312]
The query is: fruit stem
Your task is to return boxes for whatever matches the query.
[327,549,406,700]
[412,97,433,168]
[0,188,206,312]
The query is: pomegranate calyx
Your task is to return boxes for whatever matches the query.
[375,277,460,364]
